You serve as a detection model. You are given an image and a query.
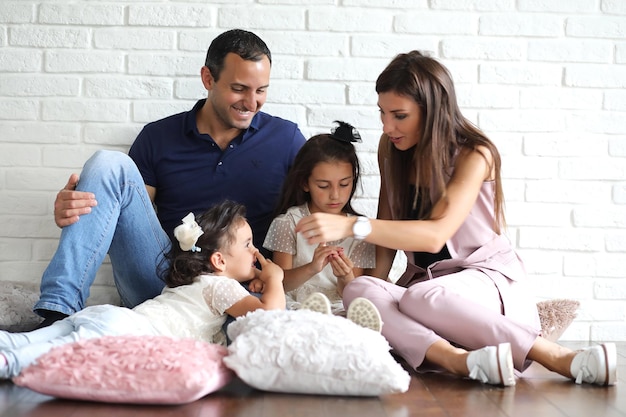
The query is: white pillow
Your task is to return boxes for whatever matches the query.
[224,309,410,396]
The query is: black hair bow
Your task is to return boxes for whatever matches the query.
[330,120,361,143]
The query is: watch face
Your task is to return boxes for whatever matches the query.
[354,217,371,239]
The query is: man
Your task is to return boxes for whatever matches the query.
[34,29,306,327]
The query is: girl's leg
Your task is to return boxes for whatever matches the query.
[0,319,74,349]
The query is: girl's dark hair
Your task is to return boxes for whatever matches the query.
[273,134,362,216]
[376,50,505,233]
[205,29,272,82]
[159,200,247,288]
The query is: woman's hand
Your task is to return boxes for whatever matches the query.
[295,212,354,245]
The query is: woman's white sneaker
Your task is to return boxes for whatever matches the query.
[466,343,516,386]
[570,343,617,386]
[346,297,383,333]
[300,292,332,315]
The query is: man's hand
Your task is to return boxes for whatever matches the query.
[54,174,97,228]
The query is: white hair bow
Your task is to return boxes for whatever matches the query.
[173,213,204,252]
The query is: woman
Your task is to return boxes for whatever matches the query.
[295,51,615,387]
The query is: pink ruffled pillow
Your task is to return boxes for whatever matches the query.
[13,335,233,405]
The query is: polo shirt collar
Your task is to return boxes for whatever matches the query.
[184,99,261,143]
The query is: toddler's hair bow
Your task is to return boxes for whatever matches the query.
[173,213,204,252]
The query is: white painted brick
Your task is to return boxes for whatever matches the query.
[260,103,307,128]
[564,253,626,278]
[479,109,565,133]
[178,30,224,52]
[479,63,562,86]
[269,81,345,105]
[45,51,125,73]
[344,0,425,7]
[501,178,525,201]
[395,12,477,35]
[347,83,377,106]
[85,77,173,99]
[219,7,304,30]
[308,7,392,32]
[0,75,79,97]
[479,14,563,37]
[42,145,110,169]
[519,227,604,251]
[606,231,626,252]
[0,123,79,145]
[40,4,124,26]
[262,32,349,57]
[94,29,176,50]
[0,238,32,261]
[128,53,203,76]
[456,85,518,108]
[307,104,380,130]
[175,79,206,100]
[595,279,626,299]
[604,90,626,111]
[565,64,626,88]
[566,16,626,38]
[260,0,335,5]
[0,216,59,239]
[591,323,626,342]
[42,100,129,123]
[271,56,304,80]
[128,4,212,27]
[518,0,596,12]
[358,152,379,176]
[523,133,607,157]
[617,43,626,64]
[0,50,42,72]
[33,239,63,262]
[525,180,611,204]
[528,39,612,64]
[351,35,437,58]
[6,168,78,192]
[526,274,594,299]
[572,206,626,228]
[614,183,626,204]
[521,87,602,110]
[307,57,388,82]
[609,137,626,157]
[577,300,625,321]
[515,249,562,275]
[357,176,380,199]
[560,157,626,180]
[506,202,572,227]
[441,61,479,84]
[602,0,626,14]
[0,99,38,121]
[0,191,47,215]
[430,0,513,11]
[500,156,558,179]
[0,2,33,23]
[9,27,89,48]
[566,111,626,135]
[84,124,141,147]
[491,133,524,156]
[132,100,196,124]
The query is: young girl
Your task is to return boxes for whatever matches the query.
[295,52,616,387]
[0,200,285,379]
[261,121,376,318]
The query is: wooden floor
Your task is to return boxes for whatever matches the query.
[1,342,624,417]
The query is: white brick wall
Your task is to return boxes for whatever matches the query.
[1,0,624,341]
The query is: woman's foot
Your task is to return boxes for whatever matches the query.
[570,343,617,386]
[346,297,383,333]
[466,343,515,386]
[300,292,331,315]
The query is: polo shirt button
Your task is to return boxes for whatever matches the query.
[218,161,223,166]
[229,144,233,148]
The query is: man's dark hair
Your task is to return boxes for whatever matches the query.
[205,29,272,82]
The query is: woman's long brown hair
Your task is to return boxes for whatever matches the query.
[376,51,505,233]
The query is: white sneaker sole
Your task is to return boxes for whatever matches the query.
[347,297,383,332]
[300,292,331,315]
[601,343,617,386]
[496,342,516,387]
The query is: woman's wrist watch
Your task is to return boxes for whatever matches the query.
[352,216,372,240]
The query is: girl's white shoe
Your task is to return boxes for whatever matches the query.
[300,292,332,315]
[346,297,383,333]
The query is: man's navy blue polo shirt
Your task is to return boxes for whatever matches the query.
[129,99,306,251]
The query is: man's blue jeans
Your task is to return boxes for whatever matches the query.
[34,150,170,316]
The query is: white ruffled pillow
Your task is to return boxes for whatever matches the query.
[224,309,410,396]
